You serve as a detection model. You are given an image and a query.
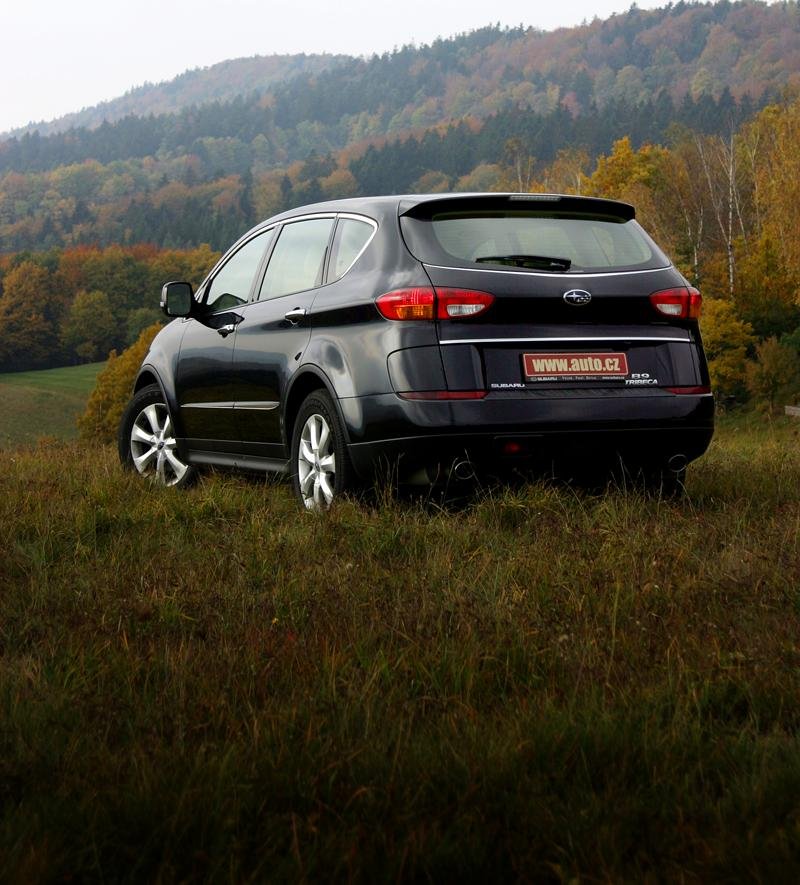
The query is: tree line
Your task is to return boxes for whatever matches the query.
[2,93,800,410]
[0,90,756,253]
[0,244,219,372]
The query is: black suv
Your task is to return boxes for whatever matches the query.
[119,193,714,508]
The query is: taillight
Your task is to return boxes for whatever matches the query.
[375,287,435,321]
[650,287,702,319]
[376,287,494,321]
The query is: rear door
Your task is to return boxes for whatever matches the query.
[231,215,336,458]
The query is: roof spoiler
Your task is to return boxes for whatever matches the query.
[398,193,636,221]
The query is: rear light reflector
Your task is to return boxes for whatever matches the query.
[397,390,487,400]
[650,287,702,319]
[376,287,494,321]
[436,288,494,319]
[664,385,712,395]
[375,287,435,321]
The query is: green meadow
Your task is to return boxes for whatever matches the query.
[0,362,104,449]
[3,413,800,880]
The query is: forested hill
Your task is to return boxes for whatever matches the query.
[4,54,348,139]
[2,1,800,252]
[6,1,800,154]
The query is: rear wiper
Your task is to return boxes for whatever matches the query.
[476,254,572,272]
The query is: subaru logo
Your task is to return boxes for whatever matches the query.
[563,289,592,306]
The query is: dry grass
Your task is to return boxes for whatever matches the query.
[2,414,800,881]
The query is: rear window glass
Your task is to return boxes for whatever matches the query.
[401,211,668,274]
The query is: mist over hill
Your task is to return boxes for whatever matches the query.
[3,53,348,139]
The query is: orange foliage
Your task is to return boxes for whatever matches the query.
[78,322,163,443]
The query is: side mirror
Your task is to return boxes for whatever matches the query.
[161,281,194,317]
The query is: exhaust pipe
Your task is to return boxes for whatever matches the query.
[667,454,688,473]
[452,459,476,481]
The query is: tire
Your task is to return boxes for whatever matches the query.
[118,384,195,488]
[291,391,354,510]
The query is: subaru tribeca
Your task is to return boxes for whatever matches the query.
[119,193,714,508]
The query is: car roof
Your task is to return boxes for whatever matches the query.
[260,192,636,226]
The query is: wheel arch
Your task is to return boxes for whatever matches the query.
[283,366,349,450]
[134,366,166,396]
[132,365,187,444]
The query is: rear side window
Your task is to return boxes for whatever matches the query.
[259,218,335,300]
[328,218,375,282]
[401,210,669,274]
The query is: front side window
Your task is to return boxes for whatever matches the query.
[259,218,335,300]
[204,229,273,311]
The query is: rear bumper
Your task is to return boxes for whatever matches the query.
[340,389,715,479]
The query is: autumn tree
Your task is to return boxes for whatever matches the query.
[1,260,62,324]
[78,323,163,443]
[586,137,667,202]
[126,307,163,346]
[741,97,800,278]
[538,148,591,195]
[500,138,536,192]
[693,132,749,299]
[746,337,800,413]
[735,234,800,339]
[586,137,675,252]
[0,300,56,372]
[700,298,755,401]
[60,290,118,362]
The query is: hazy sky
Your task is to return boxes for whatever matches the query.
[3,0,669,134]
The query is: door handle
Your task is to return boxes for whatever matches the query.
[284,307,307,324]
[216,323,236,337]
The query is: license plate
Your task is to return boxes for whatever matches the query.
[523,352,629,381]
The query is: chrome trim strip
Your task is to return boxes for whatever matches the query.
[424,263,672,279]
[233,401,280,411]
[182,401,280,411]
[182,402,233,409]
[439,336,690,345]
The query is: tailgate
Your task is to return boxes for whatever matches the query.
[425,264,704,392]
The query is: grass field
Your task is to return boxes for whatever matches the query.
[3,414,800,881]
[0,362,104,450]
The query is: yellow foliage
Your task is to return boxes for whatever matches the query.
[78,323,162,444]
[742,97,800,276]
[700,298,756,400]
[586,137,669,202]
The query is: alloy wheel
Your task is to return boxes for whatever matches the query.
[297,412,336,509]
[129,403,190,487]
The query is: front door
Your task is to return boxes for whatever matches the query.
[175,228,274,450]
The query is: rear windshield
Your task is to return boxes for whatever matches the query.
[400,210,669,274]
